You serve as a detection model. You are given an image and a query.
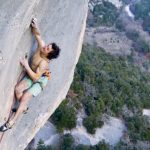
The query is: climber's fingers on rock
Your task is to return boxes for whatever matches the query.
[31,22,38,28]
[31,18,38,28]
[31,22,35,27]
[20,60,24,67]
[30,21,36,26]
[32,18,37,23]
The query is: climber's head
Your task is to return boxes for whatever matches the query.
[47,43,61,60]
[42,43,61,60]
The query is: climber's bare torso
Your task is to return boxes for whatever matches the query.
[31,50,45,72]
[31,48,49,72]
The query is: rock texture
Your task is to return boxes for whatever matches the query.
[84,27,132,56]
[0,0,88,149]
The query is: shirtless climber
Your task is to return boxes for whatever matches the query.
[0,18,61,132]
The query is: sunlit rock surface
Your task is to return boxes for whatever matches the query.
[0,0,88,149]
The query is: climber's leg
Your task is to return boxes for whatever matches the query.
[15,75,33,100]
[8,91,33,127]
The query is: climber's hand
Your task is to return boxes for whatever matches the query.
[20,57,29,68]
[31,18,38,29]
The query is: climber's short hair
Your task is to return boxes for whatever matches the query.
[47,43,61,60]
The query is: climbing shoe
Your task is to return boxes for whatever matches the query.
[0,122,13,132]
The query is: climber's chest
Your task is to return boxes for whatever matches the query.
[31,53,42,71]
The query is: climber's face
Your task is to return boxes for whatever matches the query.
[42,44,53,55]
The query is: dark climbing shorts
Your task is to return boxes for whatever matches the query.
[22,75,48,97]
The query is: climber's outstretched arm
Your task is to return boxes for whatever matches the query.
[31,18,45,48]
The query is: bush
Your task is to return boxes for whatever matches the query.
[75,145,90,150]
[36,139,54,150]
[60,134,74,150]
[94,140,110,150]
[125,115,150,141]
[145,129,150,141]
[132,39,150,53]
[115,19,126,31]
[130,0,150,20]
[83,115,103,134]
[51,99,76,132]
[142,16,150,34]
[125,30,139,42]
[90,1,118,27]
[129,0,150,35]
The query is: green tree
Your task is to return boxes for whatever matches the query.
[51,99,76,132]
[83,115,103,134]
[36,139,54,150]
[60,134,74,150]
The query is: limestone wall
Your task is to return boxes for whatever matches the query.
[0,0,88,149]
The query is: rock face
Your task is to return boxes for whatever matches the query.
[0,0,88,149]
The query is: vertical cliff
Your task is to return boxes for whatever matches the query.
[0,0,88,149]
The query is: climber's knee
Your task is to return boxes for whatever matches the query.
[15,84,21,94]
[20,91,32,103]
[15,85,22,98]
[15,78,30,100]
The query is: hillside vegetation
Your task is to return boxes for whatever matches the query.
[51,45,150,149]
[130,0,150,34]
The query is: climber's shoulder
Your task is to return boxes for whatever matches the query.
[39,59,49,69]
[40,59,49,66]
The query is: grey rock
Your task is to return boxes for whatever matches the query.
[0,0,88,149]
